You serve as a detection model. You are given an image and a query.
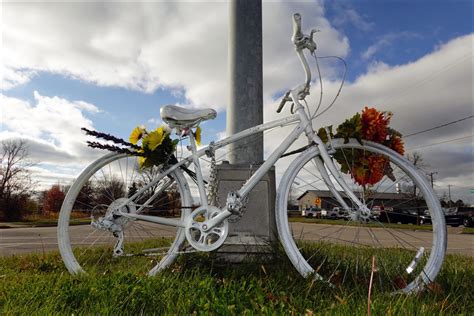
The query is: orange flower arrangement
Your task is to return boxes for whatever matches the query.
[361,107,390,142]
[319,107,404,186]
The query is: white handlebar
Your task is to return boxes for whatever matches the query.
[277,13,318,113]
[292,13,303,44]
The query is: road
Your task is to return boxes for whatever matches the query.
[0,223,178,256]
[290,222,473,256]
[0,222,472,257]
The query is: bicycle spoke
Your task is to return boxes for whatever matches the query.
[58,155,190,275]
[279,139,445,294]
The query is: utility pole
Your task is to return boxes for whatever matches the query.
[227,0,263,164]
[217,0,276,262]
[428,172,438,188]
[448,184,452,207]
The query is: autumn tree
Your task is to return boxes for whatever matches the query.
[0,140,35,221]
[43,185,66,214]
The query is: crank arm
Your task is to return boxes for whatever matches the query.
[201,209,232,232]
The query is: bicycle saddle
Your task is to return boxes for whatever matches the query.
[160,105,216,128]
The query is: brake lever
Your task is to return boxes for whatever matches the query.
[307,29,319,53]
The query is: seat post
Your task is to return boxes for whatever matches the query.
[188,130,208,208]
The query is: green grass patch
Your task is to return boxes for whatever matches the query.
[3,218,90,228]
[462,227,474,234]
[1,242,473,314]
[289,217,433,231]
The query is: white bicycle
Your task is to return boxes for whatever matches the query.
[58,14,446,294]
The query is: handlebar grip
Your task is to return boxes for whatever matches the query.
[276,99,286,113]
[292,13,303,43]
[277,91,291,113]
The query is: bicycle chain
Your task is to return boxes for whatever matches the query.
[207,152,220,207]
[205,149,248,223]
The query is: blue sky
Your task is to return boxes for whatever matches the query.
[1,0,473,202]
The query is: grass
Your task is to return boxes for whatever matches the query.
[2,212,90,227]
[462,227,474,234]
[1,242,473,315]
[1,219,89,228]
[289,217,434,231]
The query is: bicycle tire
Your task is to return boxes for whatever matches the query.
[276,139,446,294]
[58,152,192,276]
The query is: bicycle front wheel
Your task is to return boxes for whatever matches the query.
[58,153,192,276]
[276,139,446,294]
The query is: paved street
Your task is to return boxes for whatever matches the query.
[290,222,473,256]
[0,223,178,256]
[0,222,472,257]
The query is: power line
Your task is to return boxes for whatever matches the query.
[406,135,472,151]
[405,115,474,137]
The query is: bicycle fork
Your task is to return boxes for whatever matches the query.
[296,103,369,218]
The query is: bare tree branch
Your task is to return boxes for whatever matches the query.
[0,139,36,220]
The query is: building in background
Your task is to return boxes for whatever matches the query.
[296,190,411,212]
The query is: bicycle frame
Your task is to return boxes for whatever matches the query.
[120,104,366,231]
[119,13,370,232]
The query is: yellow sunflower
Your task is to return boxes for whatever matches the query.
[135,148,146,168]
[195,126,202,146]
[145,127,166,151]
[138,156,147,168]
[129,126,145,145]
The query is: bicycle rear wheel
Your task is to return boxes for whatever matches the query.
[276,139,446,294]
[58,153,192,276]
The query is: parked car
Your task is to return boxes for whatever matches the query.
[321,208,338,219]
[379,209,419,224]
[419,206,474,227]
[302,207,322,218]
[457,206,474,227]
[330,207,350,220]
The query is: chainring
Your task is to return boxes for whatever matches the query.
[185,205,229,252]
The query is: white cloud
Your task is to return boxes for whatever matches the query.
[147,118,163,127]
[361,32,421,60]
[333,8,374,31]
[264,33,473,203]
[0,92,102,172]
[28,165,78,191]
[2,1,348,111]
[1,66,37,90]
[1,2,472,202]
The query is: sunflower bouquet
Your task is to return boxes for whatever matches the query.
[82,125,178,168]
[128,125,180,168]
[82,125,201,181]
[318,107,405,186]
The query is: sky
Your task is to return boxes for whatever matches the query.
[1,0,473,203]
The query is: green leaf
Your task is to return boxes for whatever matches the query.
[335,112,362,143]
[317,126,333,143]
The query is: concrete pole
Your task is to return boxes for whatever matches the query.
[227,0,263,165]
[218,0,275,261]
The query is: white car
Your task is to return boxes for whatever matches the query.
[302,207,322,218]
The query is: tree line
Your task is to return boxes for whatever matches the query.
[0,140,181,221]
[0,139,466,222]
